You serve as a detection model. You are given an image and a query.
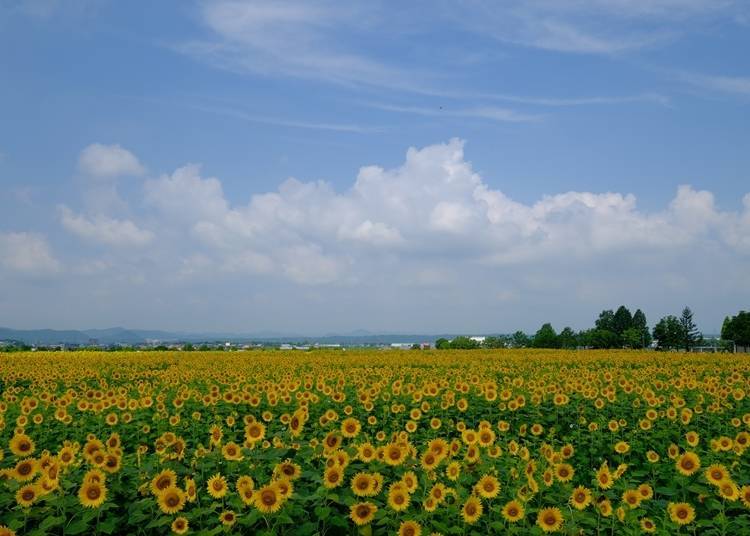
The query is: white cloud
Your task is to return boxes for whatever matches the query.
[455,0,739,54]
[138,138,750,291]
[78,143,145,179]
[144,164,228,223]
[680,72,750,96]
[59,206,153,246]
[10,139,748,333]
[0,232,60,275]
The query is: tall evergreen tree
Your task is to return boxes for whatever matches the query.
[679,306,702,351]
[612,306,633,336]
[595,310,615,332]
[632,309,652,348]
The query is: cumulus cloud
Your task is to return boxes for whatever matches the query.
[7,139,750,332]
[0,232,60,275]
[59,206,154,246]
[138,138,750,287]
[78,143,145,179]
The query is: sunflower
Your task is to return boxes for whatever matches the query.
[640,517,656,533]
[349,502,377,526]
[446,461,461,481]
[16,484,38,508]
[158,486,186,515]
[383,443,407,466]
[570,486,592,510]
[675,452,700,476]
[219,510,236,526]
[461,496,483,524]
[221,442,244,461]
[245,422,266,443]
[614,441,630,454]
[388,486,411,512]
[275,460,301,481]
[622,489,642,509]
[58,446,75,466]
[740,485,750,509]
[638,483,653,500]
[12,458,37,482]
[646,450,660,463]
[357,442,377,462]
[554,463,574,483]
[151,469,177,496]
[398,520,422,536]
[323,466,344,489]
[401,471,418,493]
[536,507,564,533]
[78,480,107,508]
[9,434,35,457]
[0,525,16,536]
[596,464,613,489]
[501,500,525,522]
[236,475,255,494]
[429,483,447,504]
[705,464,729,486]
[351,473,374,497]
[598,498,613,517]
[184,477,197,502]
[206,473,228,499]
[472,474,498,499]
[668,502,695,525]
[718,480,740,501]
[254,484,283,514]
[171,517,188,535]
[341,417,361,438]
[275,478,293,499]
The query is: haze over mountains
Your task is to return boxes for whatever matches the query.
[0,326,454,346]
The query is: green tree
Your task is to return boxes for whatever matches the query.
[449,336,480,349]
[595,310,615,332]
[631,309,651,348]
[435,338,451,350]
[511,331,530,348]
[653,315,682,350]
[558,327,578,349]
[533,323,560,349]
[679,307,702,351]
[484,336,506,349]
[581,328,620,349]
[612,306,633,336]
[622,327,644,349]
[721,311,750,348]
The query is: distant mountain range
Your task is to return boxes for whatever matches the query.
[0,326,466,346]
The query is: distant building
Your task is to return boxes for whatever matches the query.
[470,336,486,344]
[390,343,414,350]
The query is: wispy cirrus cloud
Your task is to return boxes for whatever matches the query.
[679,71,750,96]
[367,103,542,123]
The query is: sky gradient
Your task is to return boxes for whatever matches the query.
[1,0,749,334]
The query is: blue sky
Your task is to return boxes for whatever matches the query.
[1,0,749,334]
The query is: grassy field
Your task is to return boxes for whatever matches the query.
[1,349,749,535]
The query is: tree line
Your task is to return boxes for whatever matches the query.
[435,308,749,352]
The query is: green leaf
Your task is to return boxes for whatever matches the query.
[66,520,90,535]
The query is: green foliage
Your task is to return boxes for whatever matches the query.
[653,315,683,350]
[679,306,702,351]
[532,323,560,348]
[721,310,750,347]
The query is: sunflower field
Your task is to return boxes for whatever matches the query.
[1,349,750,535]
